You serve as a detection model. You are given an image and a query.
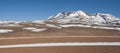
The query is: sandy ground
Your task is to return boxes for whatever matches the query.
[0,46,120,53]
[0,26,120,53]
[0,27,120,38]
[0,37,120,45]
[0,36,120,53]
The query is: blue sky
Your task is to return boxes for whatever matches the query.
[0,0,120,21]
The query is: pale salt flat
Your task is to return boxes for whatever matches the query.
[0,42,120,48]
[0,29,13,33]
[0,36,120,40]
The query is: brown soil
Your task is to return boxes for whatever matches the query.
[0,27,120,38]
[0,37,120,45]
[0,46,120,53]
[0,24,120,53]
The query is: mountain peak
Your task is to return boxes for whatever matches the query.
[47,10,120,26]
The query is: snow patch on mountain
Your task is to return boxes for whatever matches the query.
[59,24,120,31]
[115,28,120,30]
[0,20,22,27]
[32,28,47,32]
[32,20,45,24]
[59,24,91,28]
[92,26,115,30]
[23,27,47,32]
[0,21,15,24]
[46,24,62,29]
[23,27,37,30]
[0,29,13,33]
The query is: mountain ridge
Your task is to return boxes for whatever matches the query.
[47,10,120,26]
[0,10,120,27]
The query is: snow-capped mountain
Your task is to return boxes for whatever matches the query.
[0,10,120,34]
[48,10,120,26]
